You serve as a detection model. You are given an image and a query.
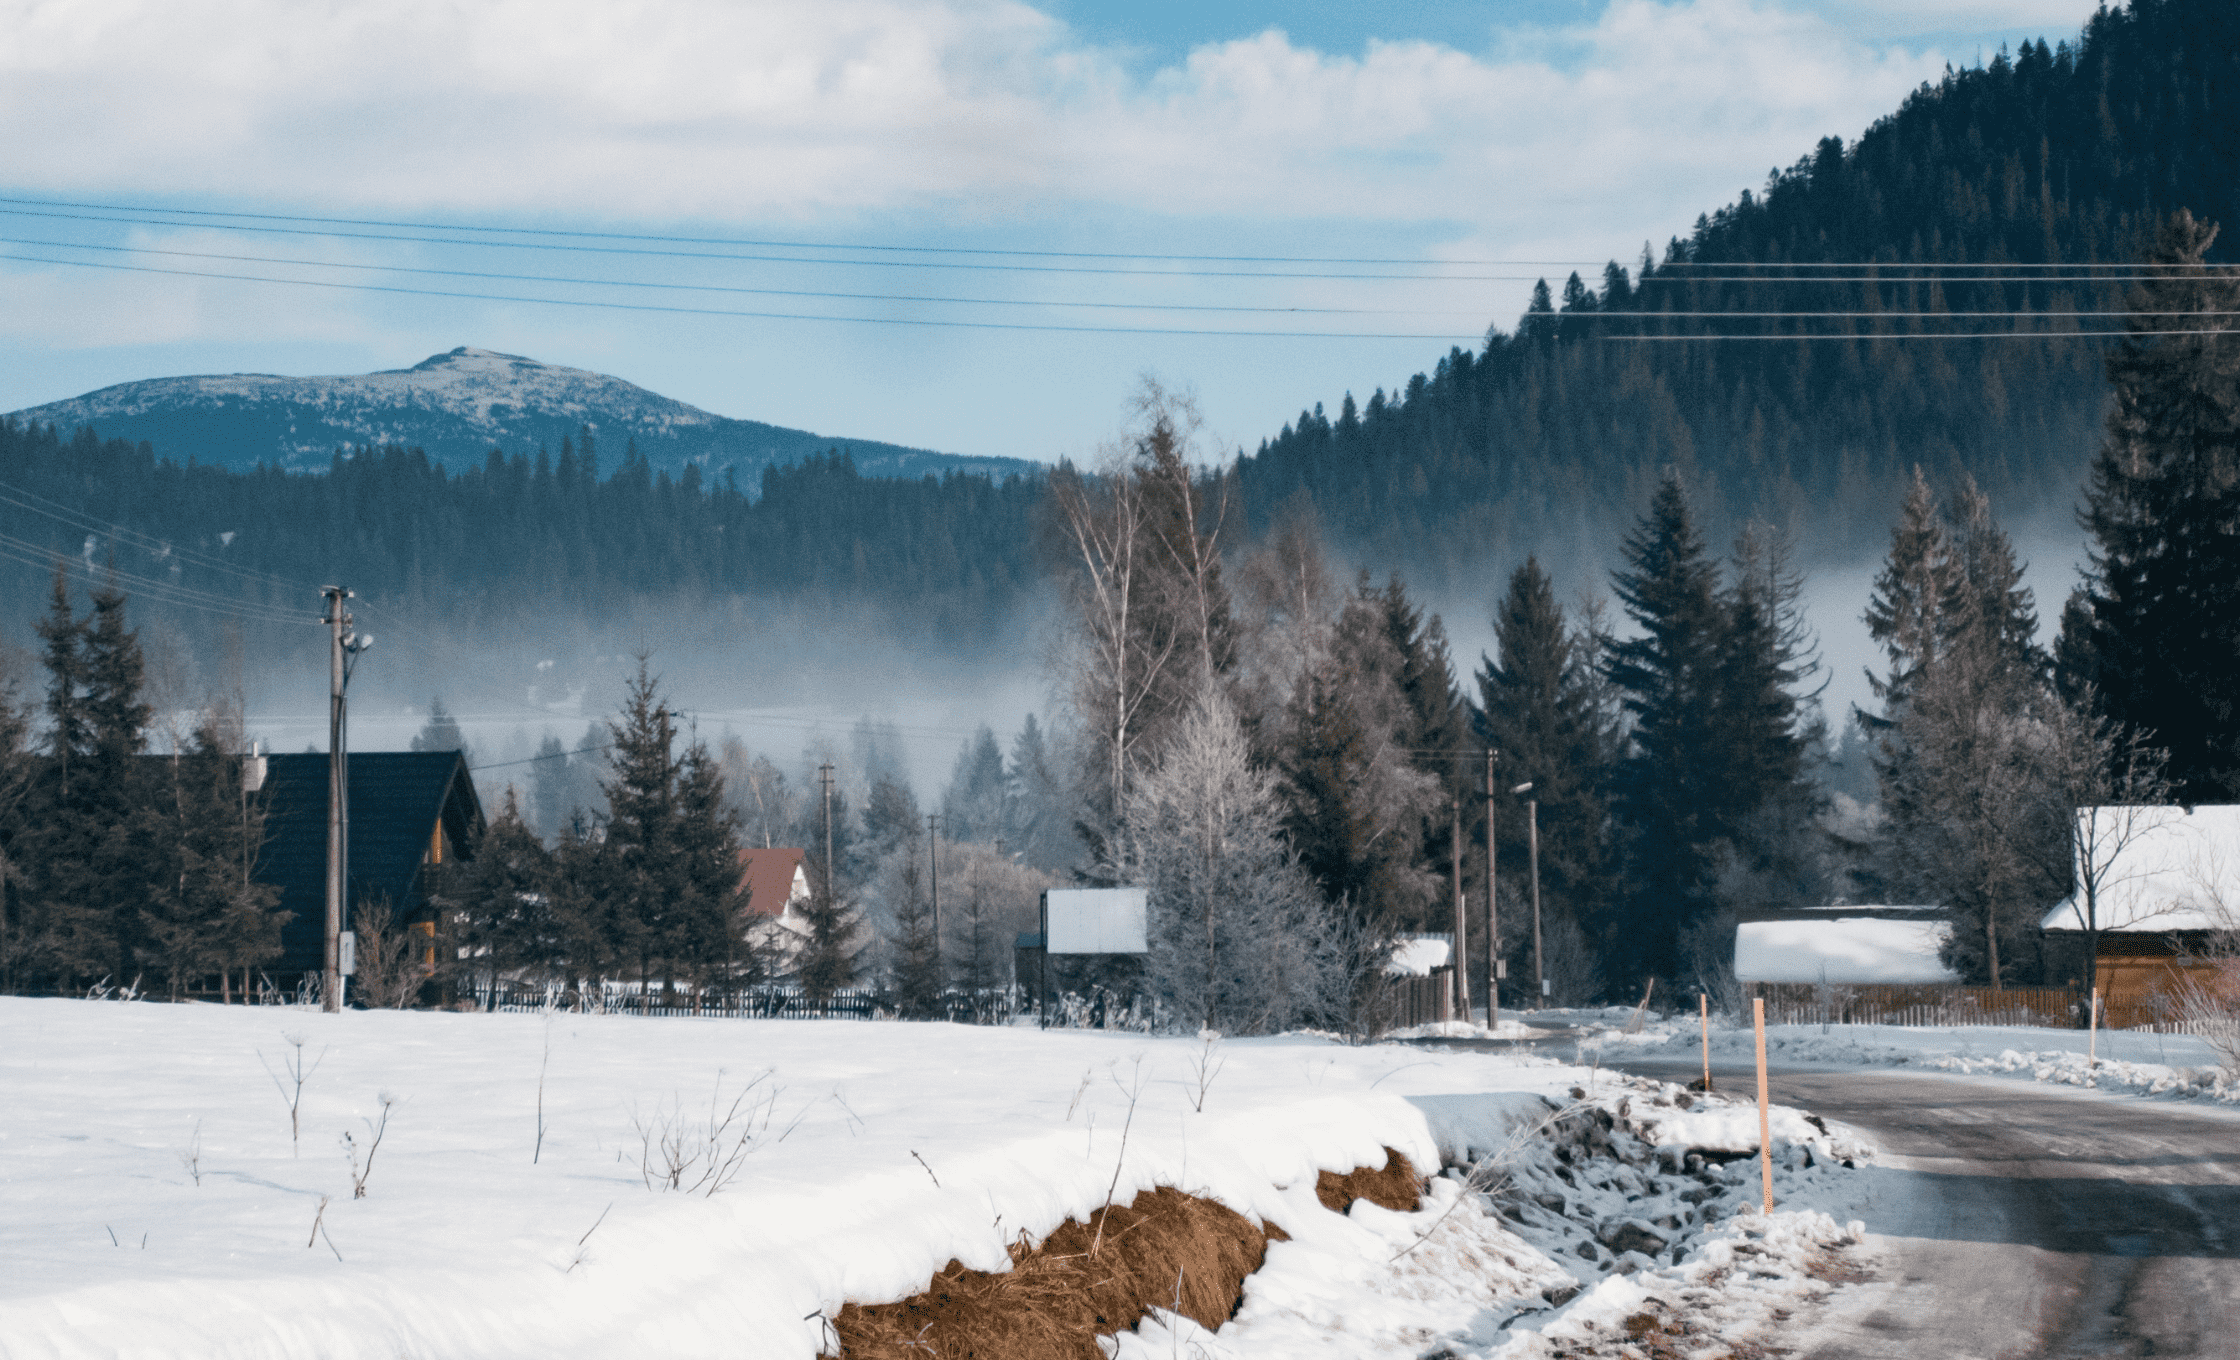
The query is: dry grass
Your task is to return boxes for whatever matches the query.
[1314,1147,1421,1214]
[828,1150,1423,1359]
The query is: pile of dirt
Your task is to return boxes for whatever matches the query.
[827,1150,1421,1359]
[1315,1147,1421,1213]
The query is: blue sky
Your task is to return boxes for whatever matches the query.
[0,0,2094,470]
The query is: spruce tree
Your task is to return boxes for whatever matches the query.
[2061,209,2240,802]
[597,659,683,996]
[1604,474,1726,983]
[143,715,282,997]
[1475,557,1610,993]
[435,789,558,995]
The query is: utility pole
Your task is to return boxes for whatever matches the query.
[819,763,836,907]
[927,812,943,986]
[1528,795,1543,1007]
[1450,799,1469,1023]
[320,586,371,1014]
[1484,750,1498,1031]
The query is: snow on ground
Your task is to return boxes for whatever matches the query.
[0,997,1876,1360]
[1634,1015,2240,1105]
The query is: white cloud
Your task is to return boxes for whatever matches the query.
[0,0,1951,230]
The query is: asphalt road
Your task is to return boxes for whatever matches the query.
[1603,1054,2240,1359]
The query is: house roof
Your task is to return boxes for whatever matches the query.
[2041,805,2240,934]
[1734,917,1959,984]
[738,847,809,918]
[1386,934,1452,977]
[257,751,485,977]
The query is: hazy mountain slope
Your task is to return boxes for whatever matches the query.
[7,346,1037,482]
[1236,0,2234,588]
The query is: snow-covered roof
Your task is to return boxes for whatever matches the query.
[2040,805,2240,934]
[1387,935,1452,976]
[1733,917,1959,984]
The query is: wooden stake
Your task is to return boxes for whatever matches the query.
[1753,996,1773,1216]
[1700,993,1712,1091]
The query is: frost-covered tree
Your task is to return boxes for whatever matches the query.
[1125,685,1348,1033]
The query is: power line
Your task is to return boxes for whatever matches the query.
[1663,259,2240,271]
[0,236,1505,318]
[0,207,1549,282]
[1604,328,2238,341]
[0,251,1491,339]
[0,195,1614,268]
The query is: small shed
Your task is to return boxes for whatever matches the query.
[2041,804,2240,1025]
[1734,907,1957,984]
[256,751,485,984]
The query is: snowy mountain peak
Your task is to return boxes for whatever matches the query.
[5,349,1032,482]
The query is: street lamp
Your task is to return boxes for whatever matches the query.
[1512,782,1541,1008]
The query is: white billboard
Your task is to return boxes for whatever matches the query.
[1043,888,1149,955]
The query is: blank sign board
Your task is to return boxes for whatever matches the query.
[1043,888,1149,955]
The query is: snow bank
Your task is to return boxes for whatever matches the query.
[0,997,1625,1360]
[1644,1018,2240,1106]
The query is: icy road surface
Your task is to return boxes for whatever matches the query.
[1611,1055,2240,1358]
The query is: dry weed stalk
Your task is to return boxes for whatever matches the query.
[1090,1057,1147,1256]
[176,1119,203,1186]
[258,1032,325,1157]
[1185,1030,1225,1112]
[633,1069,798,1196]
[343,1092,396,1199]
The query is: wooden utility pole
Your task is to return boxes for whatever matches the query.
[1450,799,1469,1023]
[1527,797,1543,1007]
[819,763,836,905]
[927,812,943,986]
[319,586,371,1014]
[1484,750,1498,1031]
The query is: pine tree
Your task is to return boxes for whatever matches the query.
[22,576,155,988]
[437,788,559,996]
[1604,474,1727,983]
[884,821,942,1019]
[670,739,753,1002]
[597,659,682,996]
[411,697,468,754]
[2061,209,2240,802]
[1475,557,1611,995]
[143,714,282,997]
[940,726,1007,843]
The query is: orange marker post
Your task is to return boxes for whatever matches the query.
[1700,993,1712,1091]
[1754,995,1774,1216]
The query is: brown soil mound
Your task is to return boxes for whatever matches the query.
[1314,1147,1421,1213]
[828,1151,1426,1359]
[830,1186,1281,1359]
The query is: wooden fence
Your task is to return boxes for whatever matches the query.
[480,983,1019,1024]
[1382,966,1456,1030]
[1746,981,2084,1029]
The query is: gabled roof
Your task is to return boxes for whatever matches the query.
[738,847,809,919]
[257,751,485,976]
[2041,805,2240,934]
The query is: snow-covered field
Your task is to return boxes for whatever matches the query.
[1628,1014,2238,1105]
[0,997,1875,1359]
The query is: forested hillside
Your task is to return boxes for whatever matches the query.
[1237,0,2238,584]
[0,420,1042,644]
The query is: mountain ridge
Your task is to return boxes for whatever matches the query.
[6,346,1039,483]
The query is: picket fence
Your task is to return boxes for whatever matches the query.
[1745,981,2083,1029]
[479,983,1020,1025]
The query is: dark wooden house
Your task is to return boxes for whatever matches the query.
[257,751,485,984]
